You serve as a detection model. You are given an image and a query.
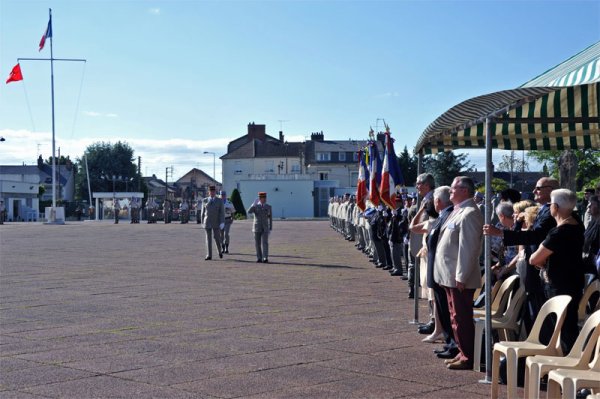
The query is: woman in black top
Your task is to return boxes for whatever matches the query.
[583,195,600,276]
[530,189,585,353]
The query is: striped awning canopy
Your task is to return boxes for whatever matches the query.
[415,41,600,154]
[415,83,600,154]
[521,41,600,87]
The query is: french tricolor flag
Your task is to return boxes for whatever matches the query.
[39,19,52,52]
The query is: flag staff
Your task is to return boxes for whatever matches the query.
[49,8,57,220]
[14,8,86,224]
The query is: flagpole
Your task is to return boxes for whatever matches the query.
[13,9,86,224]
[49,8,57,220]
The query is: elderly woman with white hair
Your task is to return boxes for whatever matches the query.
[530,188,585,352]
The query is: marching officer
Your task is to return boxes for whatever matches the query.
[146,199,157,223]
[220,190,236,253]
[247,191,272,263]
[200,185,225,260]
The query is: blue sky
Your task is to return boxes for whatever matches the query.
[1,0,599,182]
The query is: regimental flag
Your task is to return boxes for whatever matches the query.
[368,140,382,206]
[39,18,52,51]
[5,64,23,84]
[379,129,405,208]
[356,149,370,211]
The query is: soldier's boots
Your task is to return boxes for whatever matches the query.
[222,244,229,254]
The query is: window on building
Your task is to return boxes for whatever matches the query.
[350,172,359,186]
[234,161,242,175]
[316,152,331,161]
[353,152,358,162]
[290,163,301,173]
[265,160,274,173]
[339,152,346,162]
[319,172,328,180]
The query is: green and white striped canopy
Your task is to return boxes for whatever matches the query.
[415,41,600,154]
[415,83,599,154]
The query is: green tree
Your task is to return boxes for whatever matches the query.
[491,177,509,193]
[397,145,418,186]
[75,141,142,201]
[497,151,529,188]
[528,149,600,191]
[423,151,474,186]
[230,188,246,218]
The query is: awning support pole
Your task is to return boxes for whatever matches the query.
[479,118,494,384]
[410,150,424,325]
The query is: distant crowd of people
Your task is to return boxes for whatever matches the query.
[329,174,600,371]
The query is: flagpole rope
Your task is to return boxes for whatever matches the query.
[21,79,37,133]
[69,61,87,140]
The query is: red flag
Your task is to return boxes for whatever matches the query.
[39,19,52,51]
[6,64,23,84]
[356,150,369,211]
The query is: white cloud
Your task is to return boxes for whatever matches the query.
[374,92,400,99]
[148,8,160,15]
[0,129,231,182]
[84,111,118,118]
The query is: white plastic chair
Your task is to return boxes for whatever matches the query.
[474,275,520,318]
[473,281,525,372]
[578,280,600,326]
[546,336,600,399]
[525,310,600,399]
[491,295,572,399]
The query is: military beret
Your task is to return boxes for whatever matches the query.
[258,192,267,197]
[219,190,226,196]
[209,185,216,190]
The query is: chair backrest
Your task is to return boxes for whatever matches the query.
[491,275,520,317]
[527,295,572,350]
[579,279,600,322]
[566,310,600,365]
[499,284,526,324]
[589,336,600,371]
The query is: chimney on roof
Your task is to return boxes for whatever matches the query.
[311,131,324,142]
[279,131,284,142]
[248,122,266,141]
[376,132,386,144]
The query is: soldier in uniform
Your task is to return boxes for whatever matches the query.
[196,196,203,224]
[200,185,225,260]
[180,200,189,224]
[163,199,172,224]
[146,199,157,223]
[113,198,121,224]
[130,197,140,224]
[248,191,272,263]
[220,190,235,253]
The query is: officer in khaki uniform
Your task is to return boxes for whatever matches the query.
[200,185,225,260]
[220,190,235,253]
[247,191,272,263]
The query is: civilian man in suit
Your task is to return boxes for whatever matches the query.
[410,173,437,333]
[434,176,483,370]
[483,177,559,334]
[200,185,225,260]
[248,191,272,263]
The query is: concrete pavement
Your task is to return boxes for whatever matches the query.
[0,219,508,398]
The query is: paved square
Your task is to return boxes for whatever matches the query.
[1,220,511,398]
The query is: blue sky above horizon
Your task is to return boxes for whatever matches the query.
[1,0,598,182]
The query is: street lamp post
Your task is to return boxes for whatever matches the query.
[203,151,216,181]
